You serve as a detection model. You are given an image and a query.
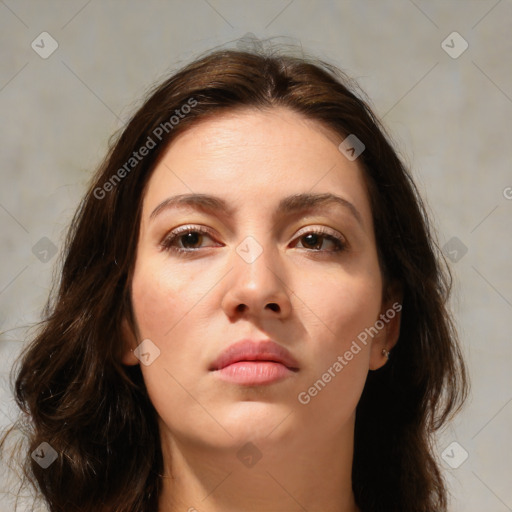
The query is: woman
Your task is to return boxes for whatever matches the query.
[1,45,469,512]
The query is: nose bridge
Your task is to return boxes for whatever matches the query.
[231,206,274,267]
[222,231,292,317]
[233,233,281,288]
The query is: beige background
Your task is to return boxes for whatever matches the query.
[1,1,511,511]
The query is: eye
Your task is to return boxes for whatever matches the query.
[160,225,347,257]
[160,225,220,255]
[292,227,346,253]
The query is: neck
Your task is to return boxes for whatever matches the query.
[158,413,360,512]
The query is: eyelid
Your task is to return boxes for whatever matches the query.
[164,223,345,240]
[160,224,218,247]
[167,224,215,237]
[293,225,345,242]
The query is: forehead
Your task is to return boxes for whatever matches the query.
[166,106,345,165]
[142,107,372,228]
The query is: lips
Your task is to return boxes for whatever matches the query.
[209,339,299,372]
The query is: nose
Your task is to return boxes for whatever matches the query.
[221,237,292,320]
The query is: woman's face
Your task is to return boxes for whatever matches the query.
[122,106,400,450]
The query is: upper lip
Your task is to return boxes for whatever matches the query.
[209,339,299,371]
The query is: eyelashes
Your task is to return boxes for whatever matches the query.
[160,226,220,255]
[159,225,347,257]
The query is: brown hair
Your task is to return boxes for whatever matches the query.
[1,44,469,512]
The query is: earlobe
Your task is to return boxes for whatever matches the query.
[120,316,140,366]
[369,285,403,371]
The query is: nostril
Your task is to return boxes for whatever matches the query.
[267,303,280,312]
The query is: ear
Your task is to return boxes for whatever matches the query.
[120,316,140,366]
[369,282,403,371]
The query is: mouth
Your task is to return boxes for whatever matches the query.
[209,339,299,386]
[212,360,298,385]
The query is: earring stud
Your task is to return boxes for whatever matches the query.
[382,348,390,359]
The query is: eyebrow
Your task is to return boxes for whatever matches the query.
[149,192,363,226]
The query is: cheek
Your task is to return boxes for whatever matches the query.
[130,257,215,381]
[292,270,381,416]
[296,268,382,351]
[130,260,193,339]
[130,263,204,424]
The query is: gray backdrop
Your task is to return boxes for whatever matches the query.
[1,1,511,511]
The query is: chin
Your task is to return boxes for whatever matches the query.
[218,401,296,439]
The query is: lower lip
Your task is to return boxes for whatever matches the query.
[214,361,295,385]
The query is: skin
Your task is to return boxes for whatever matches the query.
[121,106,402,512]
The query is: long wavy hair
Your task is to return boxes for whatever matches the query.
[1,44,469,512]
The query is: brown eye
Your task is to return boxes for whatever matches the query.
[160,226,218,255]
[175,231,206,249]
[293,230,346,253]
